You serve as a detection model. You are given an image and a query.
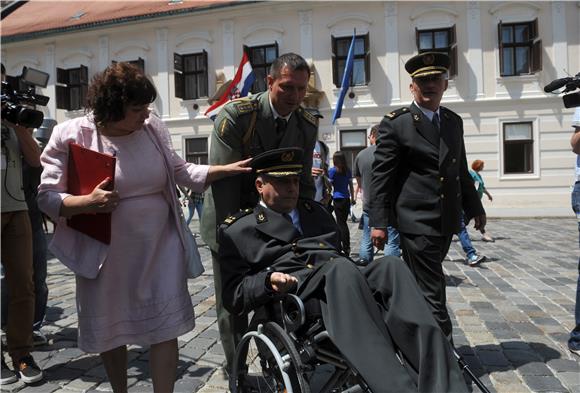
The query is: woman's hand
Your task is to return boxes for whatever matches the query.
[60,177,120,218]
[87,177,120,213]
[206,158,252,184]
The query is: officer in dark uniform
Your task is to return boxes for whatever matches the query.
[218,147,468,393]
[369,52,486,338]
[200,53,318,373]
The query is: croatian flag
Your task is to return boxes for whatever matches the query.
[205,51,255,121]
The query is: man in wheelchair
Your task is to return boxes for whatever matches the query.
[218,147,468,393]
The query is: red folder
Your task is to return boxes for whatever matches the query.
[67,142,116,244]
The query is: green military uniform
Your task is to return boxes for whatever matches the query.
[200,91,318,371]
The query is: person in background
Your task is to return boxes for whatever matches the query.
[37,62,250,393]
[470,160,494,242]
[329,151,355,256]
[568,106,580,358]
[179,187,204,226]
[354,124,400,263]
[456,213,486,267]
[312,139,332,209]
[1,63,44,385]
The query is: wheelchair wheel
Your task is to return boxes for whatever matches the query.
[232,322,310,393]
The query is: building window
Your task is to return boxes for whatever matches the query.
[416,26,457,78]
[56,65,88,111]
[339,129,367,170]
[498,19,541,76]
[332,33,370,87]
[174,51,208,100]
[247,43,278,93]
[185,137,208,165]
[503,122,533,174]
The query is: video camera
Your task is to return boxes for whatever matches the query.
[1,66,50,129]
[544,72,580,108]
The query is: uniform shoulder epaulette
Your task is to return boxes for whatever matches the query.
[385,107,409,120]
[231,97,259,115]
[222,208,253,226]
[439,106,460,120]
[297,107,319,127]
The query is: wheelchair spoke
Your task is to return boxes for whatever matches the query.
[232,322,310,393]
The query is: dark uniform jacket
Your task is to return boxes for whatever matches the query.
[218,199,340,316]
[369,103,484,236]
[201,91,319,251]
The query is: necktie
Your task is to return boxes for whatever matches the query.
[432,112,440,132]
[282,213,293,224]
[275,118,287,146]
[276,117,287,134]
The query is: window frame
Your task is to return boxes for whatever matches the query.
[174,51,209,100]
[246,43,279,93]
[498,19,541,77]
[331,33,370,88]
[499,119,539,179]
[415,25,457,78]
[183,136,208,165]
[339,129,368,171]
[55,65,88,111]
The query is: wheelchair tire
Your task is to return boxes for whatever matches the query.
[233,321,310,393]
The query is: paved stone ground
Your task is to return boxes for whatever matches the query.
[2,216,580,393]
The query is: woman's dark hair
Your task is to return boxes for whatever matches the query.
[332,151,348,174]
[86,62,157,126]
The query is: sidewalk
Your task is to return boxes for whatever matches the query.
[2,217,579,393]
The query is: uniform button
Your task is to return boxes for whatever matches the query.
[456,176,460,181]
[440,177,444,182]
[452,158,457,163]
[441,194,445,199]
[318,242,325,247]
[307,264,313,269]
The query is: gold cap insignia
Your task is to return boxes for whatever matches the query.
[281,151,294,162]
[423,54,435,65]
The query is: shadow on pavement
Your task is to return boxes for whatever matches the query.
[457,340,564,377]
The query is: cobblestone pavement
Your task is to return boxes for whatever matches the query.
[2,217,579,393]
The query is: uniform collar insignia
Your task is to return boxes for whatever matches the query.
[303,201,312,212]
[256,212,267,223]
[413,113,421,122]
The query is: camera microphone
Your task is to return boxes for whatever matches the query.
[544,77,573,93]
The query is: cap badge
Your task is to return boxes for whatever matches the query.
[423,54,435,65]
[281,151,294,162]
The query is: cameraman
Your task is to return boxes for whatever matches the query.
[1,64,43,384]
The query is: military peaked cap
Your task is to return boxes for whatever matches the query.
[405,52,450,78]
[251,147,303,177]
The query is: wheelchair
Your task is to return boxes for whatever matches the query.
[230,294,492,393]
[231,294,370,393]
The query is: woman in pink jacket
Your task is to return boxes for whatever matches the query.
[38,63,249,393]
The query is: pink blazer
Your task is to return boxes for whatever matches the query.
[38,113,209,279]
